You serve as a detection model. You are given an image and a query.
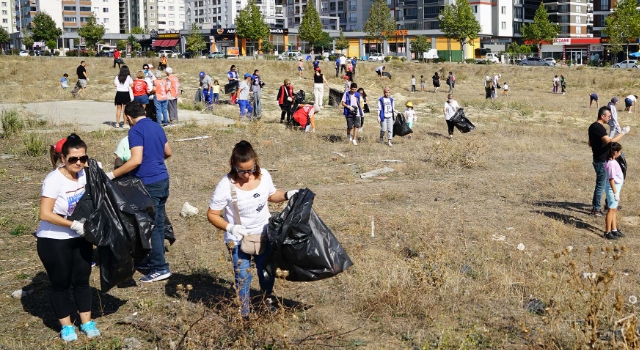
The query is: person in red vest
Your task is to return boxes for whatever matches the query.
[276,79,294,124]
[292,104,319,132]
[113,49,121,69]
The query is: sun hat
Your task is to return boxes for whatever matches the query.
[406,101,413,107]
[165,67,173,74]
[244,73,251,78]
[54,138,67,154]
[199,71,205,77]
[148,64,154,68]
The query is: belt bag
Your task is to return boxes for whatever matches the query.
[241,234,267,255]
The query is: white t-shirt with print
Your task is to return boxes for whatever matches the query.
[209,169,277,244]
[36,168,86,240]
[444,99,460,121]
[404,108,415,123]
[114,75,133,92]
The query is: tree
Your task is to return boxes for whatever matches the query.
[130,26,145,34]
[335,28,350,51]
[46,39,57,54]
[31,12,62,45]
[315,32,333,52]
[260,37,274,54]
[128,34,141,52]
[520,3,559,58]
[78,14,105,48]
[410,36,431,60]
[0,27,9,47]
[439,0,481,62]
[603,0,640,64]
[298,0,323,52]
[185,23,207,54]
[363,0,396,53]
[116,40,127,51]
[23,32,34,50]
[235,0,270,55]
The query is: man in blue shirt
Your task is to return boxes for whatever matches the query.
[108,101,173,282]
[351,57,357,77]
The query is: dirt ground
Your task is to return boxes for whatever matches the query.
[1,56,640,349]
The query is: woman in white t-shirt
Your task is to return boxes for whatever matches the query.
[207,140,299,316]
[443,94,460,139]
[36,134,100,342]
[113,65,133,128]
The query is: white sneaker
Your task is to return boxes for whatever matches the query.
[348,134,353,142]
[388,140,393,147]
[352,139,358,145]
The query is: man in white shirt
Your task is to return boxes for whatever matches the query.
[339,55,347,75]
[624,94,637,113]
[443,94,460,139]
[377,87,396,146]
[237,73,253,119]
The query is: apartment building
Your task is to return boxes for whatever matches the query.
[544,0,593,38]
[591,0,612,37]
[185,0,284,30]
[1,0,15,33]
[14,0,119,34]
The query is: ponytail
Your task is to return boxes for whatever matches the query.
[607,142,622,160]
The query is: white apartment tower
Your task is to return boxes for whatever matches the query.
[185,0,284,30]
[0,0,15,33]
[14,0,119,35]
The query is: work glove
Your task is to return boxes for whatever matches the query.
[70,219,86,236]
[621,126,631,135]
[226,224,248,240]
[106,172,115,180]
[351,106,357,112]
[285,189,299,200]
[614,192,621,202]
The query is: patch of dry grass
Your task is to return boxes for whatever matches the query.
[1,57,640,348]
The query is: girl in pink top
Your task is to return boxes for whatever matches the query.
[604,142,624,240]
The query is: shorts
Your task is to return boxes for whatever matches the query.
[114,91,132,105]
[298,67,303,71]
[407,121,413,129]
[590,96,598,103]
[134,94,149,104]
[346,116,361,129]
[605,182,623,209]
[625,98,633,107]
[77,79,87,88]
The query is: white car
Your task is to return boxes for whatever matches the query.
[368,53,385,62]
[543,57,556,65]
[158,50,179,58]
[614,60,637,68]
[18,50,29,56]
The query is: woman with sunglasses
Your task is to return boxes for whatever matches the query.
[207,140,299,317]
[36,133,100,342]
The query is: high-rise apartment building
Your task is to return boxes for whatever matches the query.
[185,0,284,30]
[14,0,119,34]
[544,0,593,38]
[1,0,15,33]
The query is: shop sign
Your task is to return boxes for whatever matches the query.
[226,47,239,56]
[590,45,603,51]
[553,38,571,45]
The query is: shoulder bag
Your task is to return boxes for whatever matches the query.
[229,177,267,255]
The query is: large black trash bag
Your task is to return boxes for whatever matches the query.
[393,113,413,137]
[617,152,627,179]
[224,80,238,94]
[265,188,353,282]
[68,159,154,291]
[449,108,475,133]
[328,88,343,106]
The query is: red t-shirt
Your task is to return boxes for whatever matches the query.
[114,50,121,59]
[132,79,148,97]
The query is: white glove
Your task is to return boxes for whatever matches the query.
[106,172,115,180]
[226,224,248,240]
[70,219,86,236]
[285,189,299,200]
[614,192,620,201]
[621,126,631,135]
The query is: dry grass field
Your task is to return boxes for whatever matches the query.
[2,56,640,349]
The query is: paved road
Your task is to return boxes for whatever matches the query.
[0,100,234,132]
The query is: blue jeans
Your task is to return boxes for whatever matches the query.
[252,89,262,117]
[230,242,273,316]
[238,99,253,118]
[592,161,608,211]
[203,89,213,105]
[144,178,170,272]
[155,99,169,125]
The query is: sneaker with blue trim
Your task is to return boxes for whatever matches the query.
[80,321,100,338]
[60,325,77,342]
[140,269,171,283]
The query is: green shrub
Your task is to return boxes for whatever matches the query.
[1,109,24,137]
[144,50,157,58]
[464,59,476,64]
[384,56,391,62]
[22,133,46,156]
[66,50,78,57]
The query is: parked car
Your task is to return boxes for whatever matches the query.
[158,50,179,58]
[543,57,557,65]
[277,51,302,60]
[208,51,225,59]
[18,50,29,56]
[518,57,553,66]
[614,60,637,68]
[368,53,385,62]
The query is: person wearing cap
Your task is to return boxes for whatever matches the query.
[341,82,364,145]
[313,68,328,107]
[49,138,67,169]
[152,70,171,127]
[251,69,264,119]
[277,79,294,124]
[228,65,239,104]
[608,97,621,137]
[298,58,304,79]
[237,73,253,119]
[165,67,179,124]
[292,104,320,132]
[199,71,213,109]
[404,101,415,140]
[377,87,396,146]
[351,57,358,77]
[312,57,320,71]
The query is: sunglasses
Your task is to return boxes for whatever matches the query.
[67,155,88,164]
[235,164,256,175]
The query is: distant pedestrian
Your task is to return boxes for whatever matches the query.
[71,61,88,97]
[490,80,497,100]
[432,72,440,93]
[357,88,369,131]
[228,65,239,105]
[298,58,304,79]
[447,71,455,93]
[113,65,133,128]
[165,67,179,123]
[560,75,566,95]
[313,68,329,107]
[377,86,396,147]
[199,71,213,108]
[60,73,69,89]
[312,57,320,70]
[404,101,415,140]
[502,82,509,96]
[375,65,385,78]
[339,55,347,74]
[152,71,171,126]
[251,69,264,118]
[411,75,416,92]
[420,75,425,92]
[608,97,620,138]
[590,92,599,108]
[341,82,363,145]
[158,55,167,71]
[213,80,220,104]
[351,57,358,76]
[603,142,625,240]
[624,94,637,113]
[335,57,340,78]
[553,75,559,94]
[292,104,319,132]
[277,79,294,124]
[237,73,253,119]
[484,75,491,99]
[444,93,460,139]
[132,71,150,109]
[113,49,121,69]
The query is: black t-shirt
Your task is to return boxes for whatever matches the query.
[588,121,608,162]
[313,73,324,84]
[76,65,86,80]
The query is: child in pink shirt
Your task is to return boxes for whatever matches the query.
[604,142,624,240]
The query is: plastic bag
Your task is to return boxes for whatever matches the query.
[617,152,627,179]
[382,71,392,79]
[194,88,203,104]
[224,80,238,94]
[449,108,475,133]
[68,159,154,291]
[265,188,353,282]
[328,88,343,106]
[393,113,413,137]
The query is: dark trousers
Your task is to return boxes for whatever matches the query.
[113,59,121,69]
[280,105,292,123]
[144,178,170,272]
[446,120,455,135]
[37,237,92,319]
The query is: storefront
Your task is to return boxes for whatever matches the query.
[210,28,289,55]
[541,38,601,65]
[151,30,180,51]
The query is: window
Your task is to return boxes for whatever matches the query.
[1,2,6,6]
[473,6,477,13]
[169,6,174,10]
[169,13,174,17]
[169,21,174,25]
[321,2,327,11]
[80,17,89,22]
[151,13,155,17]
[64,16,76,22]
[575,5,581,12]
[151,20,156,24]
[501,21,506,29]
[159,13,166,17]
[94,6,99,11]
[576,26,581,34]
[1,10,6,14]
[349,12,356,22]
[349,0,356,10]
[576,16,581,23]
[150,5,155,9]
[179,13,184,18]
[600,0,609,10]
[63,6,76,10]
[501,6,505,14]
[2,19,6,23]
[103,18,109,23]
[103,8,108,12]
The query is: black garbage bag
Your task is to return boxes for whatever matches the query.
[449,108,475,133]
[224,80,238,94]
[265,188,353,282]
[68,159,154,292]
[194,88,203,104]
[328,88,343,106]
[393,113,413,137]
[617,152,627,179]
[382,71,392,79]
[291,90,305,112]
[146,98,157,122]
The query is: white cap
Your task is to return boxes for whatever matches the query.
[165,67,173,74]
